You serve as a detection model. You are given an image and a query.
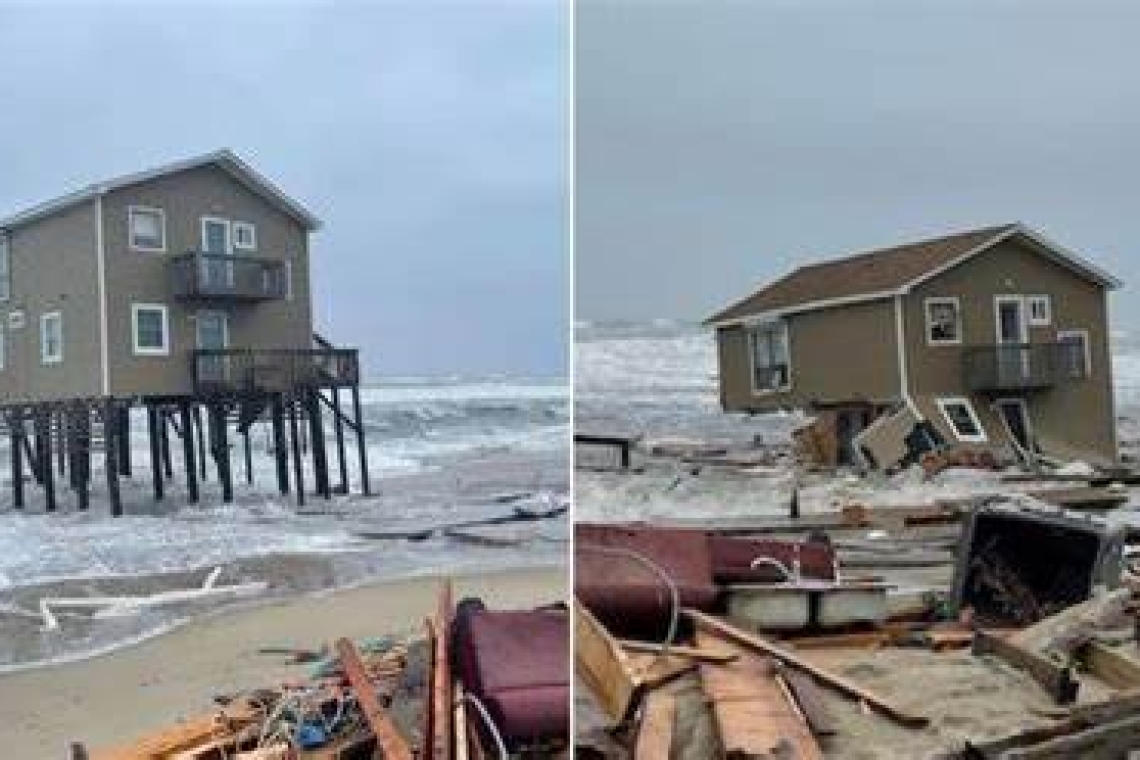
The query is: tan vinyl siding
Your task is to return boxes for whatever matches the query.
[905,238,1116,462]
[101,164,313,397]
[717,298,901,411]
[0,200,102,402]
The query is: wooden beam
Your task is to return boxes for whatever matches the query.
[270,394,289,495]
[334,638,413,760]
[696,628,823,759]
[574,598,642,725]
[10,409,23,510]
[619,639,737,663]
[330,387,349,494]
[973,629,1079,705]
[147,405,164,502]
[350,383,370,496]
[104,401,122,518]
[686,609,929,728]
[179,402,198,504]
[634,688,675,760]
[777,663,837,737]
[1081,641,1140,690]
[431,580,454,760]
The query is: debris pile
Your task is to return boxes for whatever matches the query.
[78,582,570,759]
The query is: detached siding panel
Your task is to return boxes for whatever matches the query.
[717,299,901,411]
[906,238,1116,463]
[0,201,102,402]
[101,165,314,397]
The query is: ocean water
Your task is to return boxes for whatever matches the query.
[0,377,568,668]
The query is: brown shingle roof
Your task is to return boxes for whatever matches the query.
[706,224,1018,325]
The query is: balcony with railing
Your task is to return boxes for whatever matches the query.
[193,348,359,394]
[169,252,287,301]
[963,342,1087,393]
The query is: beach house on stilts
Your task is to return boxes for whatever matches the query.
[0,150,369,514]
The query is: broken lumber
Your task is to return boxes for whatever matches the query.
[634,688,675,759]
[430,581,453,760]
[972,629,1079,705]
[575,598,643,725]
[1081,641,1140,689]
[90,700,260,759]
[1012,588,1133,659]
[776,662,837,737]
[686,608,928,727]
[619,638,737,663]
[335,638,413,760]
[696,628,824,758]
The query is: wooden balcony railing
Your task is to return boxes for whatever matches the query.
[169,252,287,301]
[193,348,360,393]
[963,342,1086,393]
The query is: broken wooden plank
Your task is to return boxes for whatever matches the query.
[777,663,837,737]
[335,638,414,760]
[619,639,738,663]
[1000,715,1140,759]
[431,580,453,760]
[686,608,929,728]
[972,629,1079,705]
[696,628,824,759]
[634,688,675,759]
[574,598,643,725]
[454,680,471,760]
[91,701,260,759]
[1081,641,1140,690]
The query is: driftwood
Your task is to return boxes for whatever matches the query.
[686,609,929,728]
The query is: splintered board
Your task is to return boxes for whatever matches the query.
[696,628,824,759]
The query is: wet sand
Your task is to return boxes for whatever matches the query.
[0,565,564,759]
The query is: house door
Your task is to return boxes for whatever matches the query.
[995,398,1034,453]
[995,296,1029,385]
[200,218,233,291]
[195,311,229,386]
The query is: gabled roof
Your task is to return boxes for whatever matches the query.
[0,149,321,232]
[706,223,1120,326]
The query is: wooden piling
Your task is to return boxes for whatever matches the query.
[117,405,132,477]
[243,427,253,485]
[330,388,348,494]
[147,405,164,502]
[56,409,67,479]
[104,400,122,518]
[307,389,330,499]
[37,411,56,512]
[350,383,370,496]
[74,407,90,511]
[179,402,199,504]
[271,394,289,495]
[160,410,173,480]
[288,396,305,506]
[10,409,23,510]
[193,405,207,481]
[209,403,233,503]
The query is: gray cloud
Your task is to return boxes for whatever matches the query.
[576,0,1140,325]
[0,1,567,378]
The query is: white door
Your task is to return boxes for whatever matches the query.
[195,311,229,385]
[995,296,1029,384]
[200,217,233,291]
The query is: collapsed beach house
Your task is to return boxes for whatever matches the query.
[0,150,370,513]
[705,223,1121,469]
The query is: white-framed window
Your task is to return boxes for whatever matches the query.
[0,234,10,301]
[936,397,987,443]
[749,320,791,393]
[8,310,25,330]
[1057,329,1091,379]
[40,311,63,364]
[233,221,257,251]
[1028,295,1052,326]
[128,206,166,252]
[131,303,170,356]
[924,297,962,345]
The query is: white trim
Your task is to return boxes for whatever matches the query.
[0,233,10,302]
[923,296,962,346]
[994,397,1034,451]
[894,296,920,417]
[40,311,63,365]
[747,320,792,395]
[284,259,294,301]
[936,396,987,443]
[7,310,25,330]
[200,216,233,254]
[131,302,170,356]
[233,221,257,251]
[96,196,110,395]
[710,289,900,328]
[0,149,321,232]
[0,326,6,371]
[127,205,167,252]
[1027,294,1052,326]
[1057,328,1092,377]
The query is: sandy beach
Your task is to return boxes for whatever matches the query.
[0,565,564,759]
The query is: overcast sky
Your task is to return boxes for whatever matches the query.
[576,0,1140,326]
[0,2,566,379]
